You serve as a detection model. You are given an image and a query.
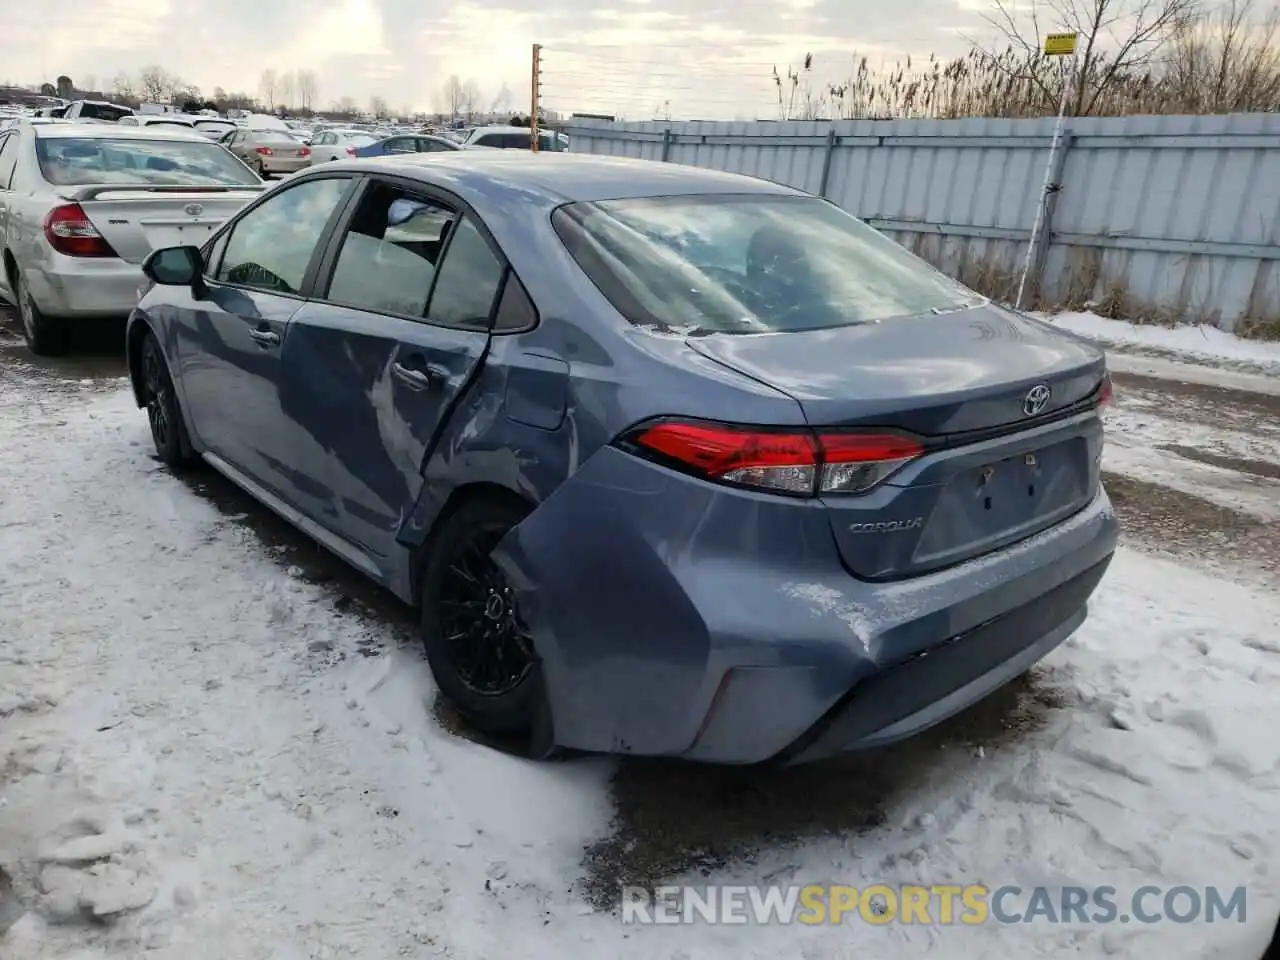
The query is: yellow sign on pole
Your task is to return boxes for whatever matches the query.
[1044,32,1078,56]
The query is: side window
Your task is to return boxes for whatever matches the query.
[118,117,137,126]
[474,134,497,148]
[216,177,350,294]
[427,216,505,330]
[325,183,457,317]
[493,271,537,332]
[318,133,332,146]
[0,135,16,190]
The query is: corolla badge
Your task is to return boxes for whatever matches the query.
[184,202,204,216]
[1023,383,1051,417]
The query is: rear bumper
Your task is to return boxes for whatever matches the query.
[494,445,1119,765]
[777,556,1108,763]
[261,157,309,174]
[25,257,142,318]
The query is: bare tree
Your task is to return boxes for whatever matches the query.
[439,75,464,119]
[369,95,389,119]
[1162,0,1280,110]
[82,74,96,95]
[259,69,278,110]
[490,81,514,115]
[979,0,1199,115]
[332,95,358,118]
[460,78,482,120]
[138,65,175,103]
[278,71,296,110]
[112,73,136,101]
[296,70,318,112]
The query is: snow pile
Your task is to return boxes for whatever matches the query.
[1,379,1278,958]
[1044,312,1280,375]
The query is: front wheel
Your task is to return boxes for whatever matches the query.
[140,332,195,468]
[420,498,538,737]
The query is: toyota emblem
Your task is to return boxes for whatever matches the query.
[184,202,204,216]
[1023,384,1051,417]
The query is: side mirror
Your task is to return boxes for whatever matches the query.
[142,245,203,287]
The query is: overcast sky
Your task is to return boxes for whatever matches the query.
[3,0,992,118]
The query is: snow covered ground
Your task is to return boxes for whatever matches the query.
[1045,311,1280,377]
[1,319,1279,959]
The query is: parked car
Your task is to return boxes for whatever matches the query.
[221,128,312,177]
[461,125,568,151]
[62,100,134,123]
[308,129,378,164]
[124,153,1117,764]
[0,123,264,355]
[191,119,238,140]
[352,134,462,158]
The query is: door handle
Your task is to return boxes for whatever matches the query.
[391,360,434,389]
[248,328,280,346]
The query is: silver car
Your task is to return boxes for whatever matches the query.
[0,121,264,355]
[221,128,312,177]
[307,129,377,164]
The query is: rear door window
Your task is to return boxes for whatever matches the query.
[324,183,458,317]
[425,217,505,329]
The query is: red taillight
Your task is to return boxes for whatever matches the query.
[44,204,117,258]
[255,146,273,156]
[619,419,924,496]
[1096,371,1113,408]
[298,146,310,157]
[346,146,356,156]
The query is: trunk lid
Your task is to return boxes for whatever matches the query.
[259,142,306,160]
[66,186,263,263]
[685,304,1107,579]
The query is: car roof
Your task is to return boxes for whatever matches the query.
[320,151,806,205]
[32,122,212,142]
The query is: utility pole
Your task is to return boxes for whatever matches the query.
[1015,31,1078,312]
[530,43,542,153]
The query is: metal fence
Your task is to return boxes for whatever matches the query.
[564,113,1280,333]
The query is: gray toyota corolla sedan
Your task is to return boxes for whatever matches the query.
[125,152,1118,764]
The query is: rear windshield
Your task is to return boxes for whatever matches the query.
[145,119,194,129]
[344,133,376,145]
[195,121,235,133]
[253,130,299,144]
[552,195,981,335]
[35,136,260,187]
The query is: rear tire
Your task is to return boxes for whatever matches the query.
[17,273,69,357]
[140,332,195,468]
[420,497,538,738]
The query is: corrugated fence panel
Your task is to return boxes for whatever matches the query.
[566,113,1280,331]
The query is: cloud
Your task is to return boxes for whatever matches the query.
[0,0,988,117]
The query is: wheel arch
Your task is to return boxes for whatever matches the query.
[409,481,535,607]
[1,248,17,294]
[125,316,154,408]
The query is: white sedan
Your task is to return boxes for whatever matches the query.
[307,129,377,165]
